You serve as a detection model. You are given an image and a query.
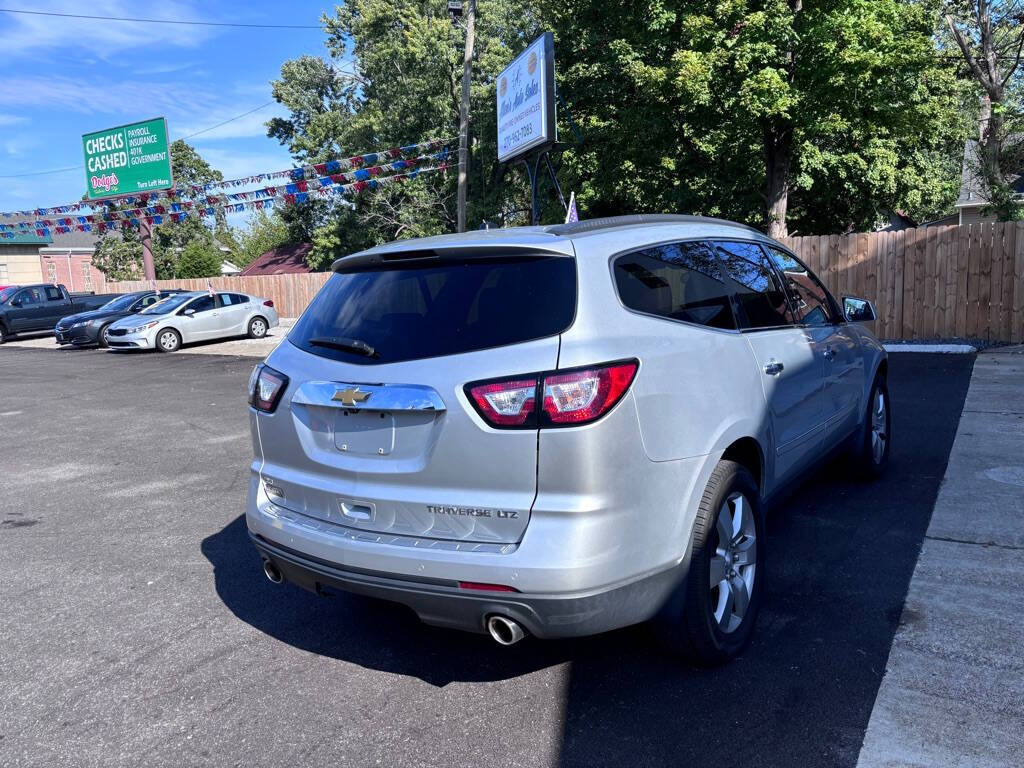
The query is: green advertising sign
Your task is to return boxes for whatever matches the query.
[82,117,173,200]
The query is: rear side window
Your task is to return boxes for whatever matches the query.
[614,242,735,330]
[713,241,792,330]
[230,293,249,305]
[45,286,62,301]
[290,256,577,365]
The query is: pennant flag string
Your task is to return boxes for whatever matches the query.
[0,148,451,232]
[0,163,452,239]
[0,138,456,222]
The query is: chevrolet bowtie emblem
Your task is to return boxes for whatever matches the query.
[332,387,372,407]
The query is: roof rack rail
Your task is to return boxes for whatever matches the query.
[544,214,766,238]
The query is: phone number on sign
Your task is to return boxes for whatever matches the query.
[502,122,535,150]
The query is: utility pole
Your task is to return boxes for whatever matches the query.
[456,0,476,233]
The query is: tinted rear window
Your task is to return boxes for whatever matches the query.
[290,256,577,365]
[614,241,735,330]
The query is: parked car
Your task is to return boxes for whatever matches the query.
[245,215,889,664]
[55,289,189,348]
[0,284,121,343]
[105,290,279,352]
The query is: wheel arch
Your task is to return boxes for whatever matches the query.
[720,437,765,494]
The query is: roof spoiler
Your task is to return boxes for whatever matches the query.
[331,243,572,273]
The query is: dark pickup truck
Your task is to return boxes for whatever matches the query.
[0,284,121,343]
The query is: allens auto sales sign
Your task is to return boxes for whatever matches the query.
[82,117,173,201]
[496,33,556,163]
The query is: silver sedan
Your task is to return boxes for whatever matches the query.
[105,290,280,352]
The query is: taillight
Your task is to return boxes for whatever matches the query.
[467,377,537,427]
[542,361,638,425]
[263,299,274,307]
[248,363,288,412]
[465,360,638,429]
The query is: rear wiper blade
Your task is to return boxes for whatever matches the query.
[308,336,379,358]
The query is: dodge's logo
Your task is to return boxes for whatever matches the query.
[332,387,371,406]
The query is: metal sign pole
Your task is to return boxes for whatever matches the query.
[139,219,155,280]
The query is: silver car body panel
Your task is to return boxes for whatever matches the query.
[246,217,886,635]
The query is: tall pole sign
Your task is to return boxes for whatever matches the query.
[496,33,560,225]
[82,117,174,279]
[496,33,556,164]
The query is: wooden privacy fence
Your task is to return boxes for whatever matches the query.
[101,273,330,319]
[782,221,1024,343]
[101,221,1024,340]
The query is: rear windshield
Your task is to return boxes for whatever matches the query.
[289,256,577,365]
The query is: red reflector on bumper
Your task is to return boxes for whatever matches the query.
[458,581,520,593]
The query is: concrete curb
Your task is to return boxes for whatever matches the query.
[856,350,1024,767]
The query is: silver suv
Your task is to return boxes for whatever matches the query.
[246,215,888,664]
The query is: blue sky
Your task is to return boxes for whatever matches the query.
[0,1,332,229]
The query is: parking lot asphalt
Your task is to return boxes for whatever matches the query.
[0,347,974,768]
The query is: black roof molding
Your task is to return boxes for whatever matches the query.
[545,214,766,237]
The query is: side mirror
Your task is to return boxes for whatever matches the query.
[183,308,196,317]
[843,296,876,323]
[10,298,21,307]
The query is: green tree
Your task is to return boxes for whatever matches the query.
[151,140,226,277]
[269,0,968,242]
[176,240,222,278]
[944,0,1024,220]
[542,0,967,236]
[237,209,293,267]
[91,226,144,281]
[91,140,229,279]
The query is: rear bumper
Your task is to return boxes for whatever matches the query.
[250,530,688,638]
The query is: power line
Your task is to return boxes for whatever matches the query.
[0,102,280,179]
[0,7,320,29]
[181,101,276,139]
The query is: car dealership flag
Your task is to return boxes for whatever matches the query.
[565,191,578,224]
[207,280,215,297]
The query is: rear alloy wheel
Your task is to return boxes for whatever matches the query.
[656,460,764,665]
[248,317,268,339]
[98,323,112,349]
[156,328,181,353]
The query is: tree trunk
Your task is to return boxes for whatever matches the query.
[765,125,793,239]
[764,0,801,238]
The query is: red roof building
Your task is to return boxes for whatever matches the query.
[239,243,314,276]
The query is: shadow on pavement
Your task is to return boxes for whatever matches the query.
[201,353,974,766]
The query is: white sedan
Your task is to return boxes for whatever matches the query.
[106,290,280,352]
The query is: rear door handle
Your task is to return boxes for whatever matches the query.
[764,360,784,376]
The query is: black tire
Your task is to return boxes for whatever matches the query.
[853,375,891,478]
[97,323,113,349]
[657,460,764,665]
[0,324,8,344]
[247,316,268,339]
[155,328,181,353]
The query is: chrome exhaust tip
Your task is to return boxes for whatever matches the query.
[262,559,283,584]
[486,615,525,646]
